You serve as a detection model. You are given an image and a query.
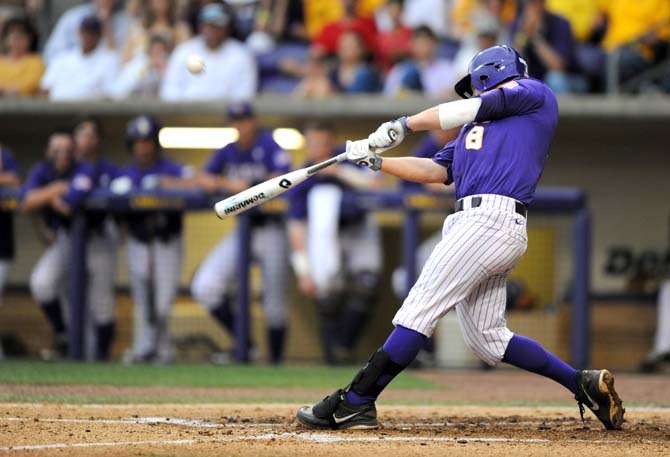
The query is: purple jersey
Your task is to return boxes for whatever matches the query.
[288,148,367,223]
[0,147,19,176]
[63,158,119,232]
[21,160,75,230]
[119,157,192,241]
[121,157,192,187]
[0,147,18,259]
[205,131,290,222]
[432,78,558,205]
[204,131,290,182]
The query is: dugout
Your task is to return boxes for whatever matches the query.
[0,96,668,369]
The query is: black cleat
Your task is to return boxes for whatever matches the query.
[296,389,379,430]
[575,369,625,430]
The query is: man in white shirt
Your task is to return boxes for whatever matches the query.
[43,0,130,65]
[41,16,119,101]
[384,26,457,99]
[160,3,257,101]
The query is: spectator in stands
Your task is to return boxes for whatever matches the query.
[541,1,603,91]
[40,16,119,101]
[597,0,670,88]
[110,34,172,99]
[510,0,584,94]
[294,55,335,98]
[331,30,381,93]
[384,26,456,98]
[252,0,307,45]
[0,14,44,97]
[401,0,450,38]
[121,0,190,64]
[451,0,516,40]
[160,3,257,101]
[451,13,501,75]
[43,0,130,64]
[375,0,413,71]
[311,0,378,59]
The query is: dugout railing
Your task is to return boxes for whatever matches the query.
[0,187,591,368]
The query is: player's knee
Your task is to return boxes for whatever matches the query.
[263,302,287,328]
[29,271,58,303]
[461,331,504,366]
[190,278,223,310]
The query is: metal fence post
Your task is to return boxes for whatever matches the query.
[68,212,88,360]
[234,213,252,363]
[572,207,591,369]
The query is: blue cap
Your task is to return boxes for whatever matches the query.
[199,3,230,28]
[80,15,102,33]
[226,101,255,120]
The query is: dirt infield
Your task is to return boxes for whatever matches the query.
[1,371,669,456]
[1,403,669,456]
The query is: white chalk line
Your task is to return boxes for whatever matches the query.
[1,403,668,413]
[0,416,587,429]
[1,431,657,452]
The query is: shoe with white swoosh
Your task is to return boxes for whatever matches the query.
[296,389,378,430]
[575,369,625,430]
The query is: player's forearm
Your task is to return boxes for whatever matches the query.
[407,98,482,132]
[21,186,63,212]
[0,172,19,187]
[159,175,198,189]
[380,157,448,184]
[288,220,310,276]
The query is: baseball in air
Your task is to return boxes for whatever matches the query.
[187,54,205,74]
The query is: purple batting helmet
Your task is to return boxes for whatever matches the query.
[126,115,162,150]
[454,45,529,99]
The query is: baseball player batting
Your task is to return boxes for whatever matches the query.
[296,46,625,431]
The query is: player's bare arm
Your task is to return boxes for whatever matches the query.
[197,172,249,194]
[287,220,316,298]
[0,171,20,187]
[380,157,448,184]
[21,181,69,213]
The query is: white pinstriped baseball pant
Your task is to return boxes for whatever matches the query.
[393,194,528,366]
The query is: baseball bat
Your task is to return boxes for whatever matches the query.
[214,151,348,219]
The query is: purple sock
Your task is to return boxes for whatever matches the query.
[502,334,578,395]
[346,326,426,405]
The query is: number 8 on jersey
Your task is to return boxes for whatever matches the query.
[466,125,485,150]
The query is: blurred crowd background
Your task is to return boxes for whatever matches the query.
[0,0,668,101]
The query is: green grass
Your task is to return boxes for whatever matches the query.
[0,360,434,390]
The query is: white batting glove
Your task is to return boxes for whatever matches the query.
[346,139,382,171]
[368,116,411,153]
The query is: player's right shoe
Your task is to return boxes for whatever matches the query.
[575,369,625,430]
[296,389,379,430]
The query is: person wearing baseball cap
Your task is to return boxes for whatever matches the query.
[40,14,119,100]
[160,3,257,100]
[191,101,292,365]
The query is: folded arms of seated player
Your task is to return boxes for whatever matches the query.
[21,180,70,213]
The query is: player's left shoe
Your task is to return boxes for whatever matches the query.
[575,369,625,430]
[296,389,379,430]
